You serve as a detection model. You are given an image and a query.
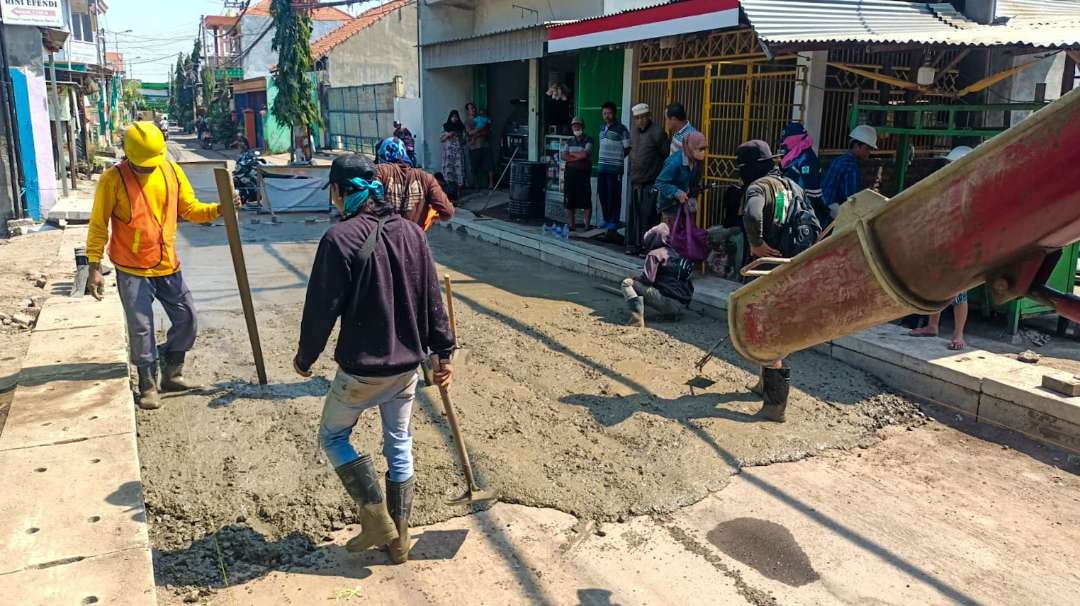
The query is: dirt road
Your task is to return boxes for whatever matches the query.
[0,229,64,436]
[138,219,925,593]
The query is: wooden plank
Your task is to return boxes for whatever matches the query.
[214,168,268,385]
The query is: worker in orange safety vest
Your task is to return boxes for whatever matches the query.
[86,122,237,409]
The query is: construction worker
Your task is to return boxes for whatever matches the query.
[778,122,826,224]
[737,139,821,422]
[86,122,236,410]
[294,154,455,564]
[621,220,694,324]
[820,125,877,223]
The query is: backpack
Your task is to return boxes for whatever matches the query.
[754,175,821,258]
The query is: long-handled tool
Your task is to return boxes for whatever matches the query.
[430,355,497,505]
[215,168,268,384]
[474,145,518,219]
[443,275,470,365]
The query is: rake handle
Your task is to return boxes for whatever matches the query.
[432,355,480,492]
[444,275,458,342]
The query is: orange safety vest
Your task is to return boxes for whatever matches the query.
[108,161,179,270]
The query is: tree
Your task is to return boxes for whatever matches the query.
[167,55,184,119]
[208,75,237,146]
[122,80,144,120]
[270,0,320,132]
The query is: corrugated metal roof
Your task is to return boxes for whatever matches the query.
[996,0,1080,21]
[741,0,1080,48]
[422,25,548,69]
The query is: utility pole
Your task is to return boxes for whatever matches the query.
[48,52,69,197]
[97,26,109,146]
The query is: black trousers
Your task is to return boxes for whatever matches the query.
[625,184,659,251]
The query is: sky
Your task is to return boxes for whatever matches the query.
[100,0,385,83]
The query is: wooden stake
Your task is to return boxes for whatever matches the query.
[214,168,268,385]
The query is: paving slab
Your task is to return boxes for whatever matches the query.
[978,394,1080,451]
[0,432,147,574]
[0,547,155,606]
[980,365,1080,426]
[31,291,126,332]
[0,375,134,450]
[17,324,129,386]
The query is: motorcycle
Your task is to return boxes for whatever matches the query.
[233,149,267,206]
[200,130,213,150]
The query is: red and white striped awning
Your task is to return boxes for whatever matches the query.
[547,0,741,53]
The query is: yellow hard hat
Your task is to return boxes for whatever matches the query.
[124,121,167,167]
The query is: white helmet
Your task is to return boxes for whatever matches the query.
[944,146,973,163]
[849,125,878,149]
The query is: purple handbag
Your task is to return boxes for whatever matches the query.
[670,203,708,262]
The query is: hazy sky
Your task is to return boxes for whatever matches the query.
[100,0,383,82]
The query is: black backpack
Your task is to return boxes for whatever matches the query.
[754,175,821,258]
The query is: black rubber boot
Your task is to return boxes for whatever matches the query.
[385,475,415,564]
[748,368,764,396]
[160,351,199,392]
[137,364,161,410]
[335,454,398,552]
[758,367,791,423]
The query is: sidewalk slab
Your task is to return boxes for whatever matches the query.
[443,214,1080,447]
[0,547,155,606]
[0,224,156,604]
[0,432,147,573]
[0,376,134,450]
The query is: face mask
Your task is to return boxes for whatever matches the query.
[572,128,583,136]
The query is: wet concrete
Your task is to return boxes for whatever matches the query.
[137,219,925,590]
[707,518,818,587]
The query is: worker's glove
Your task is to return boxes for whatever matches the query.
[829,203,841,219]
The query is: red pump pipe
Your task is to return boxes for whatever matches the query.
[729,86,1080,365]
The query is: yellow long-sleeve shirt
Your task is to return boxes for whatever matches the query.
[87,162,221,277]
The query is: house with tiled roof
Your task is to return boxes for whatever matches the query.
[311,0,417,93]
[238,0,351,79]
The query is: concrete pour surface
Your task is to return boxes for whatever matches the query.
[126,215,1080,605]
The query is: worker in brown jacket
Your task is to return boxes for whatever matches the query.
[375,137,454,230]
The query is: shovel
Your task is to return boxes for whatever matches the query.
[431,355,498,506]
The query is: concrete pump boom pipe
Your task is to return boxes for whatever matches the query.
[729,86,1080,365]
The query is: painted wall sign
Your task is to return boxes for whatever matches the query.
[0,0,65,28]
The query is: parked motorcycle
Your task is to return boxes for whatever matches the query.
[233,149,266,206]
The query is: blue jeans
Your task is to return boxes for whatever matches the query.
[318,367,418,482]
[115,270,198,367]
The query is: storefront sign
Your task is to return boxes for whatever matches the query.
[0,0,65,27]
[548,0,739,53]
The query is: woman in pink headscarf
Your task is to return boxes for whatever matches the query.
[779,122,826,223]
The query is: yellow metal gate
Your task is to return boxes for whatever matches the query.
[637,29,806,227]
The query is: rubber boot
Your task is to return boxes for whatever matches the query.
[748,369,764,396]
[385,474,415,564]
[336,454,398,552]
[137,365,161,410]
[620,278,644,327]
[160,351,199,392]
[758,367,791,423]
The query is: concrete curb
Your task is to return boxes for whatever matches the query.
[442,212,1080,451]
[0,227,156,605]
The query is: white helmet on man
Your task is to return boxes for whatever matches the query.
[944,145,973,163]
[849,125,878,149]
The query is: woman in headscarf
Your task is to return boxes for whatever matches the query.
[620,221,695,325]
[440,110,466,197]
[778,122,825,224]
[654,130,707,216]
[376,137,454,231]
